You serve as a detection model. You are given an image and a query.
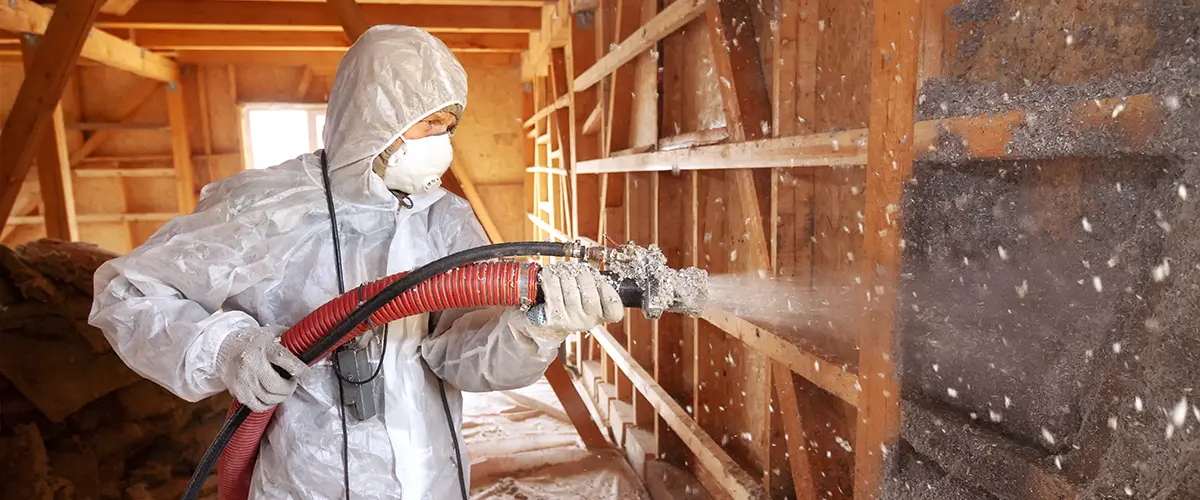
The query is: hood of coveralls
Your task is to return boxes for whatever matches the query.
[321,25,468,207]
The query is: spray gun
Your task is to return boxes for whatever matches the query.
[527,242,710,323]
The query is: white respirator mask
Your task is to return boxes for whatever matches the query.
[379,133,454,195]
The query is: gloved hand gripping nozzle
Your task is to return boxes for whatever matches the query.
[528,242,709,324]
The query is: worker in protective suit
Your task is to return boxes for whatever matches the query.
[89,25,623,499]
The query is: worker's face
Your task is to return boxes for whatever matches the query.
[402,111,459,140]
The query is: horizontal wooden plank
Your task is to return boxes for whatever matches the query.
[700,308,860,408]
[123,29,527,52]
[525,167,568,175]
[219,0,547,6]
[99,1,541,32]
[0,0,177,81]
[523,94,570,128]
[9,212,177,225]
[579,93,1168,174]
[527,213,569,241]
[577,129,867,174]
[73,168,176,178]
[72,122,169,131]
[589,325,766,500]
[657,127,727,151]
[573,0,705,93]
[171,50,519,68]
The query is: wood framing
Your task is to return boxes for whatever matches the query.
[1,0,178,82]
[68,81,162,165]
[572,0,706,93]
[21,40,78,242]
[0,0,106,229]
[591,325,765,500]
[100,0,141,16]
[165,82,198,213]
[99,1,541,32]
[123,30,527,52]
[854,0,921,497]
[326,0,372,41]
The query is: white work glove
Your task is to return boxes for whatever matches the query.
[526,262,624,345]
[215,326,310,412]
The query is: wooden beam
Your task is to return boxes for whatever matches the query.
[449,156,504,244]
[523,94,570,127]
[855,0,921,498]
[99,1,541,32]
[527,213,569,241]
[577,128,866,173]
[590,325,766,500]
[172,50,521,68]
[100,0,141,16]
[165,82,197,213]
[603,0,642,156]
[543,361,612,450]
[217,0,547,6]
[0,0,106,229]
[656,127,727,151]
[577,92,1168,174]
[73,168,176,178]
[326,0,372,41]
[124,30,527,52]
[581,104,602,135]
[68,80,164,165]
[1,0,178,82]
[573,0,705,93]
[8,212,177,225]
[22,40,78,242]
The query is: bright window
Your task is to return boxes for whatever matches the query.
[241,104,327,169]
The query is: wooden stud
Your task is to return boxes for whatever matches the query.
[123,29,527,52]
[326,0,372,41]
[573,0,705,93]
[68,79,163,165]
[165,81,198,213]
[100,1,542,32]
[1,0,177,82]
[591,325,766,500]
[524,95,570,128]
[854,0,921,498]
[582,104,602,135]
[100,0,141,15]
[0,0,107,228]
[449,155,505,243]
[21,38,78,242]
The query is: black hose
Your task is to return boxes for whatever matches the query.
[182,241,579,500]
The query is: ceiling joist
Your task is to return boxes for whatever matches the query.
[98,1,542,33]
[120,29,527,52]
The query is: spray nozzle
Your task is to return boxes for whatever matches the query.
[599,242,709,319]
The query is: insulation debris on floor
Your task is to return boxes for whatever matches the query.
[464,378,650,500]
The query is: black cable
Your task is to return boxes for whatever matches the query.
[181,240,576,500]
[319,151,353,500]
[437,377,470,500]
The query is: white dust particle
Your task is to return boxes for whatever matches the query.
[831,139,840,151]
[1085,349,1095,359]
[1108,256,1118,268]
[970,412,978,420]
[1082,217,1093,232]
[947,387,958,398]
[1134,396,1144,412]
[1092,276,1103,292]
[1152,259,1171,282]
[1005,396,1012,408]
[721,434,730,446]
[932,363,939,372]
[1010,10,1021,21]
[685,405,693,414]
[1066,34,1075,45]
[1054,456,1063,470]
[846,252,855,262]
[741,432,753,441]
[989,410,1003,422]
[1113,342,1122,354]
[834,436,853,452]
[1165,95,1181,111]
[939,102,949,113]
[1111,102,1125,118]
[1171,397,1188,426]
[729,249,738,262]
[1166,423,1176,440]
[1016,280,1029,299]
[725,353,736,367]
[1041,427,1056,445]
[818,19,826,31]
[1179,184,1189,200]
[814,360,821,372]
[760,120,770,136]
[1108,416,1119,429]
[998,245,1009,261]
[1125,486,1134,496]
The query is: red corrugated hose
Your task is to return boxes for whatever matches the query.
[217,261,540,500]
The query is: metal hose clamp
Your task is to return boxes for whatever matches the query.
[518,262,534,309]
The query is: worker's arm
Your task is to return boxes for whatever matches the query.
[419,196,559,392]
[88,171,281,402]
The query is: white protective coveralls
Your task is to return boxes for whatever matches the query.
[89,25,562,499]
